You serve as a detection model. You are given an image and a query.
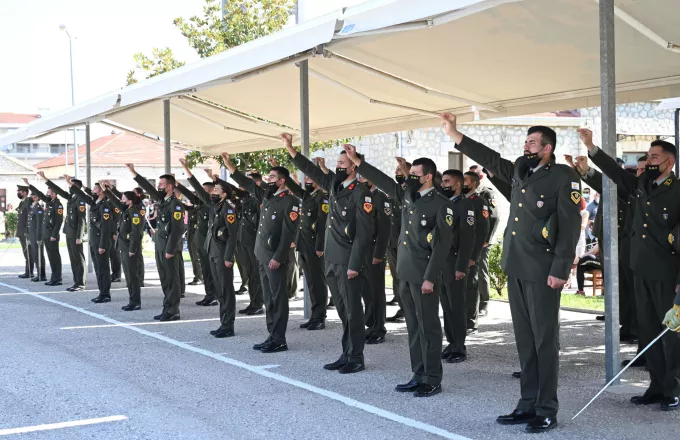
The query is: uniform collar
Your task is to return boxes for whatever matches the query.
[342,178,357,189]
[419,187,435,197]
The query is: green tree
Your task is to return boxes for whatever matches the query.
[126,48,186,85]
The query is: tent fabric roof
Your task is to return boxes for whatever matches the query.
[2,0,680,153]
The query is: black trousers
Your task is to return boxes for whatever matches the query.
[110,239,121,279]
[508,276,561,418]
[575,255,601,290]
[211,258,236,331]
[240,242,263,309]
[44,238,62,282]
[634,276,680,398]
[259,261,290,345]
[363,259,387,338]
[441,275,468,355]
[386,246,401,308]
[400,279,443,386]
[19,235,32,276]
[298,249,327,321]
[66,236,86,287]
[478,246,491,312]
[197,236,216,300]
[120,244,142,306]
[236,241,249,288]
[138,251,145,286]
[155,249,182,315]
[179,251,186,294]
[90,245,111,298]
[29,241,46,278]
[466,264,480,330]
[326,263,367,364]
[619,240,638,339]
[188,231,204,282]
[286,248,298,298]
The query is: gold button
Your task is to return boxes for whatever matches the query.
[410,211,413,214]
[403,241,407,245]
[647,202,651,205]
[546,249,550,252]
[518,203,523,207]
[522,189,526,193]
[328,225,331,229]
[409,221,412,224]
[540,195,544,198]
[646,213,649,217]
[642,234,646,239]
[514,217,518,222]
[644,224,648,228]
[405,231,409,234]
[512,231,516,236]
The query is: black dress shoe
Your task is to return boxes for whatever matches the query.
[66,286,75,291]
[660,397,680,411]
[92,296,111,303]
[366,335,385,345]
[323,357,347,371]
[631,394,666,405]
[247,307,264,316]
[512,371,522,379]
[18,273,32,279]
[70,285,85,292]
[496,409,536,425]
[239,305,253,315]
[300,320,311,329]
[525,416,557,433]
[466,328,478,336]
[621,357,645,368]
[214,329,235,338]
[32,277,47,282]
[195,298,208,306]
[159,313,180,322]
[45,281,54,286]
[414,384,442,397]
[260,341,288,353]
[236,286,248,295]
[395,379,419,392]
[111,278,122,283]
[188,279,203,286]
[338,362,365,374]
[154,313,164,320]
[180,293,186,298]
[446,353,467,363]
[121,304,141,311]
[386,310,405,322]
[596,315,605,321]
[479,309,488,317]
[253,338,272,350]
[307,321,325,331]
[51,281,63,286]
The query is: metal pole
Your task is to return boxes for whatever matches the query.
[674,108,679,176]
[67,32,79,179]
[300,59,311,320]
[86,123,93,274]
[164,99,171,174]
[599,0,620,383]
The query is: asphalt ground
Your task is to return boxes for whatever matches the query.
[0,243,677,439]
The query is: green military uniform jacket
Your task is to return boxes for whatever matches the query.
[16,196,31,239]
[357,161,454,285]
[447,194,476,275]
[369,187,391,261]
[590,147,680,285]
[466,192,489,261]
[478,185,500,241]
[487,173,512,202]
[134,175,186,255]
[177,182,211,238]
[27,202,44,244]
[456,136,582,282]
[28,185,63,242]
[286,179,328,257]
[291,154,375,272]
[46,180,86,240]
[71,186,114,250]
[580,168,630,243]
[117,204,145,254]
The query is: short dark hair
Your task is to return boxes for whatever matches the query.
[71,179,83,188]
[412,157,436,179]
[270,166,290,180]
[123,191,141,205]
[469,165,479,171]
[215,181,233,199]
[583,187,591,193]
[249,172,262,181]
[443,169,465,185]
[638,154,648,162]
[650,140,677,159]
[434,171,442,187]
[203,181,215,188]
[159,174,176,188]
[464,171,481,186]
[527,125,557,151]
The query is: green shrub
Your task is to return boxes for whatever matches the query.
[489,241,507,296]
[5,212,18,238]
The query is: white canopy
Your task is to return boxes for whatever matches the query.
[657,97,680,110]
[2,0,680,153]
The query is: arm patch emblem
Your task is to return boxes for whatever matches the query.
[363,202,373,214]
[132,217,141,225]
[173,212,183,221]
[570,191,581,204]
[79,206,85,212]
[226,214,236,224]
[290,211,299,222]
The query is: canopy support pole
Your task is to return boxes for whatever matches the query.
[599,0,620,383]
[675,108,679,176]
[164,99,171,174]
[300,59,311,321]
[86,122,93,274]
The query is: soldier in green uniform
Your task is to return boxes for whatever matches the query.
[67,179,114,303]
[223,153,299,352]
[126,165,186,321]
[185,197,204,286]
[357,174,391,344]
[27,191,47,282]
[581,129,680,411]
[462,171,490,334]
[234,173,264,315]
[283,135,374,372]
[25,178,63,286]
[38,173,87,291]
[349,146,453,396]
[109,201,123,283]
[285,173,329,330]
[443,112,581,432]
[16,184,33,279]
[439,169,476,363]
[386,164,410,322]
[176,181,217,306]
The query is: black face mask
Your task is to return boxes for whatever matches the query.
[523,150,542,169]
[360,181,371,188]
[645,159,668,181]
[461,185,471,194]
[305,183,314,192]
[157,186,165,193]
[440,186,454,198]
[210,194,220,202]
[335,167,349,183]
[405,174,423,193]
[17,192,23,199]
[395,175,406,185]
[266,181,278,197]
[69,186,78,195]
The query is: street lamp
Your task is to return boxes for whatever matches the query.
[59,24,79,178]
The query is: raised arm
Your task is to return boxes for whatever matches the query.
[221,153,266,202]
[372,192,391,261]
[66,176,94,205]
[485,169,512,202]
[285,175,304,199]
[441,113,514,183]
[579,129,638,195]
[127,163,162,201]
[102,185,125,211]
[109,185,122,200]
[345,145,404,204]
[39,171,70,199]
[178,158,208,206]
[25,179,48,203]
[280,133,334,191]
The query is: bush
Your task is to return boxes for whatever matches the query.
[5,211,18,238]
[489,241,507,296]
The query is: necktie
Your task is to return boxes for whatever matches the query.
[652,182,659,190]
[527,169,534,178]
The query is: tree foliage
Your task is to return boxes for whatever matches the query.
[126,48,186,86]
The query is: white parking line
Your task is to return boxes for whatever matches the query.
[0,415,127,436]
[0,281,471,440]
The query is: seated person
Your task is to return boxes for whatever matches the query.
[575,243,601,295]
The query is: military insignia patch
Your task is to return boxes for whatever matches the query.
[384,202,391,215]
[115,208,120,214]
[446,207,453,215]
[363,202,373,214]
[57,209,63,215]
[537,201,544,208]
[173,212,182,221]
[79,206,86,212]
[482,208,489,218]
[227,214,236,224]
[218,230,223,237]
[427,232,432,243]
[446,214,453,226]
[421,219,427,226]
[570,191,581,204]
[663,213,669,220]
[669,233,675,244]
[466,216,473,226]
[571,182,580,190]
[290,211,299,222]
[665,178,673,187]
[103,213,110,221]
[322,203,329,214]
[140,210,146,217]
[292,206,299,212]
[132,217,140,225]
[542,227,548,239]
